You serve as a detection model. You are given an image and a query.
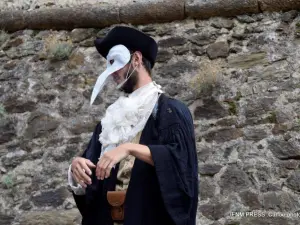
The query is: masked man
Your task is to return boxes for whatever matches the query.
[68,26,198,225]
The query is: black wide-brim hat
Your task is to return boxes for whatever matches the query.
[94,26,158,68]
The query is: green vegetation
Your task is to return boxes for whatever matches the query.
[190,59,224,97]
[0,104,6,118]
[235,91,242,101]
[267,111,277,124]
[0,30,9,48]
[31,30,40,38]
[41,34,73,61]
[2,174,14,189]
[227,101,238,115]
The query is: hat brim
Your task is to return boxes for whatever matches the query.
[94,26,158,68]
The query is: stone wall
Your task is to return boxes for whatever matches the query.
[2,0,300,32]
[1,10,300,225]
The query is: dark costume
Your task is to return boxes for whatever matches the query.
[72,93,198,225]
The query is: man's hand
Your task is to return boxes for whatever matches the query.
[71,157,96,188]
[96,145,130,180]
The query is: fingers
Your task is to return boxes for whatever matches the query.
[96,155,105,179]
[74,166,91,185]
[72,168,87,188]
[80,160,93,176]
[77,166,92,185]
[71,158,93,186]
[96,158,108,180]
[104,161,115,179]
[100,159,111,180]
[96,155,115,180]
[79,180,87,188]
[86,160,96,169]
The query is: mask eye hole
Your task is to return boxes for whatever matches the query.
[109,60,114,65]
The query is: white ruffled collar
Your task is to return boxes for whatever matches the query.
[99,82,163,157]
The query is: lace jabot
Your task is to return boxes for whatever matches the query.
[99,82,163,157]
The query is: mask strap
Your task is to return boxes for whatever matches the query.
[116,56,138,90]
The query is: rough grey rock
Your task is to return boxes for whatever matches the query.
[31,187,69,207]
[206,42,229,59]
[3,60,17,70]
[260,183,282,192]
[240,216,297,225]
[50,144,79,162]
[219,165,251,195]
[2,150,27,169]
[194,98,228,120]
[0,213,14,225]
[19,209,81,225]
[280,160,300,170]
[262,191,300,211]
[58,90,85,117]
[164,82,185,97]
[186,0,259,19]
[37,93,56,103]
[156,49,173,62]
[216,117,238,127]
[232,24,246,40]
[272,124,288,135]
[228,52,269,69]
[200,177,216,200]
[189,33,215,46]
[244,98,276,118]
[237,15,256,23]
[3,96,36,113]
[24,112,60,140]
[199,201,231,220]
[239,190,261,209]
[202,128,244,143]
[191,46,206,56]
[174,46,190,55]
[267,139,300,160]
[199,163,223,176]
[19,201,32,211]
[0,118,17,144]
[286,171,300,192]
[158,36,186,48]
[120,0,184,24]
[243,127,269,141]
[259,0,300,12]
[70,28,94,43]
[158,60,198,78]
[211,18,234,29]
[281,10,298,23]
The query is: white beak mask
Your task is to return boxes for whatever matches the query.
[90,44,131,105]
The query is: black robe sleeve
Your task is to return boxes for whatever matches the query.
[147,100,198,225]
[72,122,103,216]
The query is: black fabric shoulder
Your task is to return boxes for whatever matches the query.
[156,94,194,132]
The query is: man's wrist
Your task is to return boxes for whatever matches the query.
[122,143,134,155]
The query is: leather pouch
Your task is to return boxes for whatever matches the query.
[107,191,126,221]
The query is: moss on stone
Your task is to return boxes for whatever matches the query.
[2,174,14,189]
[227,101,238,115]
[189,59,224,97]
[267,112,277,124]
[235,91,243,101]
[0,30,9,47]
[0,104,6,118]
[41,34,73,62]
[31,30,40,38]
